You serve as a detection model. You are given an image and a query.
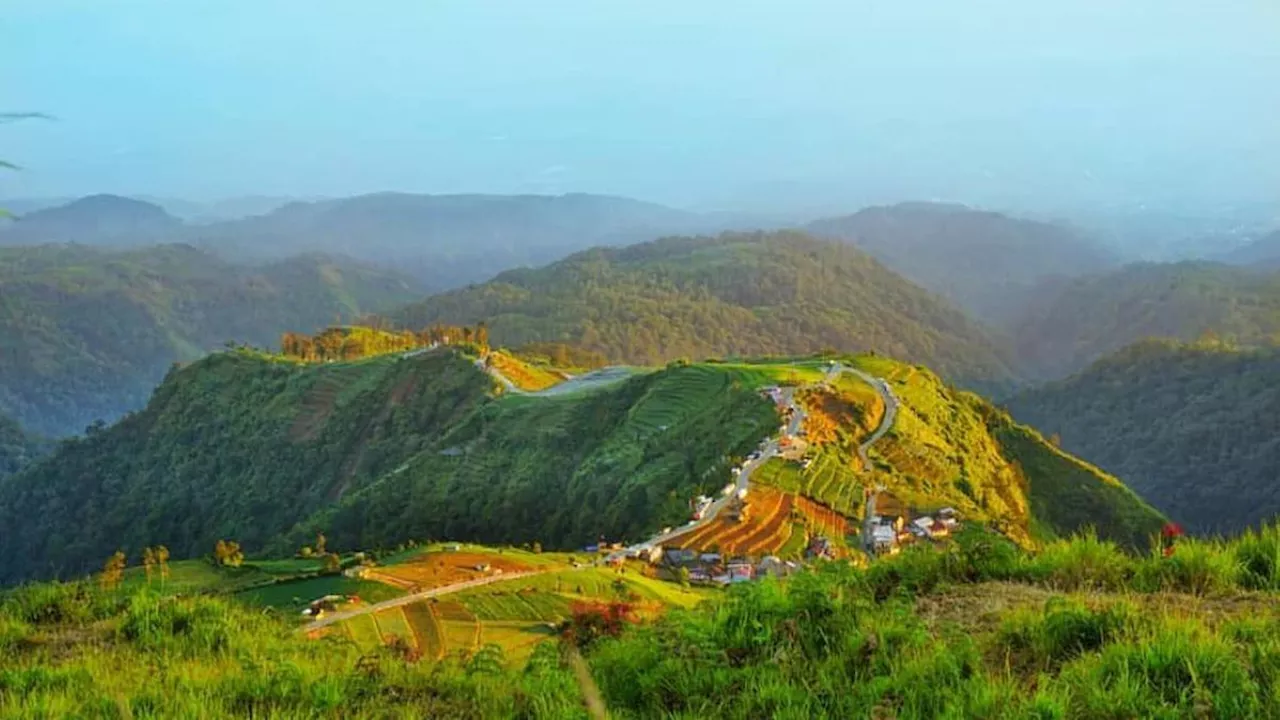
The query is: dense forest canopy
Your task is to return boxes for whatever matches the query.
[1008,339,1280,534]
[394,230,1021,394]
[0,243,421,436]
[1011,261,1280,380]
[808,202,1117,329]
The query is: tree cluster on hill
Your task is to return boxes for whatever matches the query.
[394,230,1021,394]
[1008,339,1280,535]
[0,412,45,478]
[808,201,1117,329]
[0,243,422,436]
[1010,261,1280,380]
[279,323,488,363]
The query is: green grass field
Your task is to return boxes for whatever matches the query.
[403,601,445,659]
[236,575,401,611]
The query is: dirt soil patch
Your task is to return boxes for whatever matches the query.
[367,552,537,593]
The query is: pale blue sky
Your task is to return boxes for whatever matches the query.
[4,0,1277,213]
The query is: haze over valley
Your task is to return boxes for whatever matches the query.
[4,1,1280,716]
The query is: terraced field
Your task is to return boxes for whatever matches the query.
[333,566,708,664]
[625,365,732,438]
[288,363,372,440]
[669,487,794,555]
[795,495,853,539]
[489,352,564,392]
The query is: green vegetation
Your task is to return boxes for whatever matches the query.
[8,527,1280,717]
[394,231,1020,393]
[0,352,775,585]
[0,348,1165,585]
[1011,261,1280,380]
[744,354,1166,549]
[0,350,490,584]
[0,243,422,436]
[1009,339,1280,534]
[0,412,44,478]
[292,361,778,557]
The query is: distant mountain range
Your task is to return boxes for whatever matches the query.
[0,243,421,436]
[1008,339,1280,535]
[1217,229,1280,269]
[0,194,182,246]
[809,202,1118,329]
[395,229,1021,394]
[1010,261,1280,380]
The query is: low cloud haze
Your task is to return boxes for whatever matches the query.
[4,0,1277,217]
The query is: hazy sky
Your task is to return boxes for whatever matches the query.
[5,1,1278,213]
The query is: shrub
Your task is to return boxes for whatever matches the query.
[997,598,1134,670]
[1025,533,1132,591]
[1133,538,1239,595]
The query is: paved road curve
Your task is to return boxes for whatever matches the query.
[300,568,554,632]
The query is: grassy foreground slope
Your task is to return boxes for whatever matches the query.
[394,231,1021,394]
[1008,339,1280,535]
[0,243,422,436]
[8,526,1280,717]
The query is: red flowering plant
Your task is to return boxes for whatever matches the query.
[1160,522,1185,557]
[561,600,637,649]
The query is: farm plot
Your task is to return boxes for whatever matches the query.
[490,352,563,392]
[795,495,853,539]
[368,551,538,592]
[344,613,382,652]
[670,487,792,555]
[372,607,416,648]
[403,601,444,660]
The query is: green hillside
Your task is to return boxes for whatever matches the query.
[1011,261,1280,380]
[1008,339,1280,535]
[0,343,1163,585]
[393,231,1021,394]
[750,355,1164,550]
[0,243,422,436]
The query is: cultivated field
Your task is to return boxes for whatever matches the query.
[365,548,547,592]
[669,486,796,556]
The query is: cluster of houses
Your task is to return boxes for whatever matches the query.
[660,548,802,586]
[867,505,961,556]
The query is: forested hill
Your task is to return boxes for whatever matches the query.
[0,413,43,478]
[1011,261,1280,380]
[1220,229,1280,268]
[394,231,1021,393]
[808,202,1116,329]
[1008,339,1280,535]
[0,347,1163,585]
[0,243,421,436]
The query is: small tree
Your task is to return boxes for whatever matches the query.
[531,541,542,554]
[156,546,171,591]
[142,547,157,584]
[214,539,244,568]
[299,546,314,558]
[322,552,342,574]
[677,566,691,587]
[100,550,126,591]
[315,532,327,555]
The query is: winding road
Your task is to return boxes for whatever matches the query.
[311,357,902,632]
[628,361,898,556]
